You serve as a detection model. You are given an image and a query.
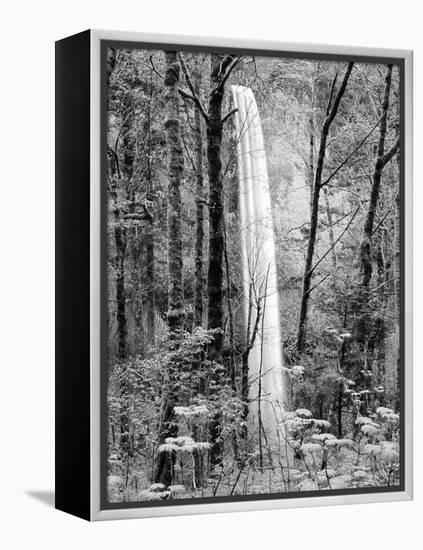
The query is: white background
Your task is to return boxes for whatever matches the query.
[0,0,420,548]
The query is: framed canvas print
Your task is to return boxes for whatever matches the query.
[55,29,413,521]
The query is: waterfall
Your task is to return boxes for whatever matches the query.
[231,85,285,437]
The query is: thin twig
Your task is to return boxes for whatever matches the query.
[309,206,360,276]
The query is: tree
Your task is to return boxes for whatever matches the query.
[144,71,156,348]
[178,53,240,464]
[206,54,237,358]
[106,48,132,459]
[165,52,185,334]
[354,64,399,399]
[296,62,354,354]
[193,60,205,330]
[393,189,401,409]
[178,53,240,357]
[155,51,185,486]
[359,64,399,288]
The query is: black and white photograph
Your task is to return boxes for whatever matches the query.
[104,44,404,505]
[2,0,421,545]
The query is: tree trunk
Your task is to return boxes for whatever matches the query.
[337,383,343,439]
[296,63,353,354]
[106,47,116,84]
[307,72,316,218]
[224,220,236,388]
[112,192,130,457]
[240,284,261,429]
[359,65,393,288]
[177,52,239,465]
[193,64,204,329]
[106,48,128,363]
[323,186,338,272]
[165,53,185,334]
[118,107,138,458]
[355,64,399,382]
[155,51,185,486]
[373,239,387,388]
[145,76,156,347]
[206,55,226,360]
[114,219,127,362]
[191,63,206,480]
[206,54,238,465]
[394,191,401,410]
[107,53,133,459]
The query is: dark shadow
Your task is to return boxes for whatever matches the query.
[26,490,55,508]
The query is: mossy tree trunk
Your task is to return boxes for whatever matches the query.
[206,54,239,464]
[145,74,156,348]
[193,63,205,330]
[155,51,185,486]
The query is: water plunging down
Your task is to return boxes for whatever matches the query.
[232,85,285,436]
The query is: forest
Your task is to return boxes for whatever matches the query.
[105,46,401,503]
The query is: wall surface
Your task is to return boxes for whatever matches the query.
[0,0,420,548]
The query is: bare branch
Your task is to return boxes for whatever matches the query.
[219,56,241,90]
[180,130,197,173]
[149,55,164,80]
[321,108,393,188]
[372,204,393,235]
[369,276,399,296]
[222,108,238,125]
[326,73,338,116]
[307,273,331,296]
[210,55,242,96]
[178,53,197,96]
[178,53,209,123]
[181,96,196,132]
[178,88,209,123]
[309,206,360,276]
[326,63,354,126]
[122,206,153,223]
[382,137,400,166]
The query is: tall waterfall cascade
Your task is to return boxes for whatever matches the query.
[231,85,285,436]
